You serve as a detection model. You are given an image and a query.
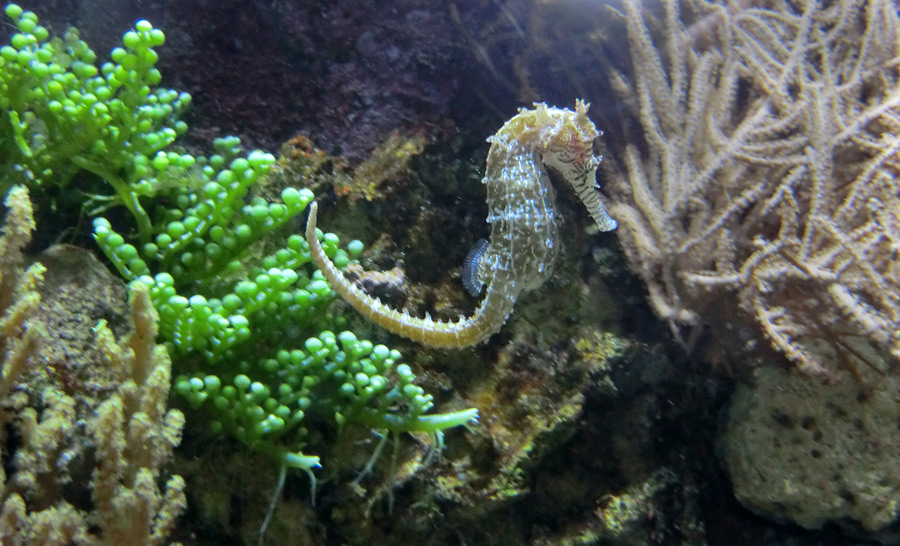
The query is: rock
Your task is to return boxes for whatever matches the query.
[719,364,900,542]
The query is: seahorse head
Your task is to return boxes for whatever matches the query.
[494,101,615,233]
[532,100,601,187]
[491,100,601,187]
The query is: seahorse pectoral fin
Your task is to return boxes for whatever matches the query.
[462,238,489,297]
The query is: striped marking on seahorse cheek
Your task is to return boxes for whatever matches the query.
[305,100,616,348]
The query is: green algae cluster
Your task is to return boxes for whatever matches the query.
[1,1,475,484]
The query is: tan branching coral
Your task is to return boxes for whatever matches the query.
[0,185,43,404]
[85,285,186,545]
[602,0,900,375]
[0,186,185,545]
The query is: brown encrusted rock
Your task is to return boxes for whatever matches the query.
[719,364,900,538]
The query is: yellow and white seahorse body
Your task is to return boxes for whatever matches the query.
[306,100,616,348]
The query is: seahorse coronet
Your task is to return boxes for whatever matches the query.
[306,100,616,348]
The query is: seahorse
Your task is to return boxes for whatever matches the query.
[305,100,617,348]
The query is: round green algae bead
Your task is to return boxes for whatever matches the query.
[166,221,185,238]
[178,154,196,168]
[275,268,298,284]
[254,273,271,289]
[188,377,204,391]
[369,376,386,391]
[261,358,279,373]
[140,48,158,65]
[122,30,140,49]
[307,279,330,297]
[287,235,305,251]
[250,203,269,220]
[268,203,286,219]
[402,384,420,398]
[120,53,137,71]
[188,294,208,309]
[17,16,34,34]
[174,378,192,397]
[230,157,249,172]
[249,381,268,398]
[294,290,311,307]
[5,4,23,19]
[155,272,175,286]
[347,240,364,257]
[262,398,278,413]
[396,363,414,381]
[150,28,165,46]
[221,293,242,312]
[117,244,138,261]
[204,375,221,391]
[247,405,265,423]
[208,225,225,242]
[152,153,169,170]
[229,315,249,329]
[234,374,252,391]
[247,150,274,169]
[371,345,390,361]
[29,60,49,78]
[305,337,324,354]
[144,133,161,148]
[338,331,358,347]
[183,215,201,231]
[273,248,292,265]
[105,232,125,249]
[323,233,340,247]
[281,188,304,207]
[235,280,258,299]
[234,224,252,240]
[35,46,51,63]
[11,33,30,50]
[110,47,126,63]
[333,251,350,269]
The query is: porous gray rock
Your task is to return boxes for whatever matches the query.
[719,364,900,539]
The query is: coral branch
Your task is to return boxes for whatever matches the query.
[604,0,900,374]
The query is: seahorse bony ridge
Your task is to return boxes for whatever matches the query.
[306,100,616,347]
